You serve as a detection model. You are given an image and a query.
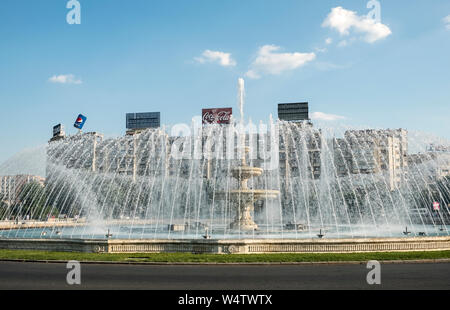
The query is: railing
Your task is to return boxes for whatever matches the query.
[1,237,449,254]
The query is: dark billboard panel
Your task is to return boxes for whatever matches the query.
[53,124,64,137]
[126,112,160,130]
[202,108,232,125]
[278,102,309,121]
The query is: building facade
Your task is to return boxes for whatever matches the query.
[333,129,408,190]
[0,175,45,206]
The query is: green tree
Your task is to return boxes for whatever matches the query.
[14,182,59,220]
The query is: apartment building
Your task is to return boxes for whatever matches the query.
[334,129,408,190]
[0,175,45,205]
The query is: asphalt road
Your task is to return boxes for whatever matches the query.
[0,261,449,290]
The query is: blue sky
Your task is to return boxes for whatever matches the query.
[0,0,449,164]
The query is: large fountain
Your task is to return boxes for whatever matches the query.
[0,78,449,253]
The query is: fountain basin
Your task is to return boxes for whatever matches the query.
[218,189,280,201]
[231,166,263,179]
[216,189,280,231]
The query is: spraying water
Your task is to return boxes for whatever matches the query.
[0,79,449,240]
[238,78,245,125]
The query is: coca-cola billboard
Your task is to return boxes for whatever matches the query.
[202,108,232,125]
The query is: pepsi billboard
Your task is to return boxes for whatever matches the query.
[74,114,87,130]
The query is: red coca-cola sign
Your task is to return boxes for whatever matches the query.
[202,108,232,125]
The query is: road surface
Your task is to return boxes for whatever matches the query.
[0,261,449,290]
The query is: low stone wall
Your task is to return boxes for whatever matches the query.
[0,238,107,253]
[0,236,449,254]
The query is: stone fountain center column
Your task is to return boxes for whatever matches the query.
[228,147,279,231]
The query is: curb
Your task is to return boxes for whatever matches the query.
[1,258,450,266]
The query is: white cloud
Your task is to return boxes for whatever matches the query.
[195,50,236,67]
[311,112,346,121]
[49,74,82,84]
[315,47,327,53]
[444,15,450,30]
[314,62,349,71]
[245,45,316,79]
[338,40,348,47]
[322,6,392,43]
[325,38,333,45]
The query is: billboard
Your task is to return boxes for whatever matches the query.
[202,108,232,125]
[52,124,64,137]
[74,114,87,130]
[126,112,160,130]
[278,102,309,122]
